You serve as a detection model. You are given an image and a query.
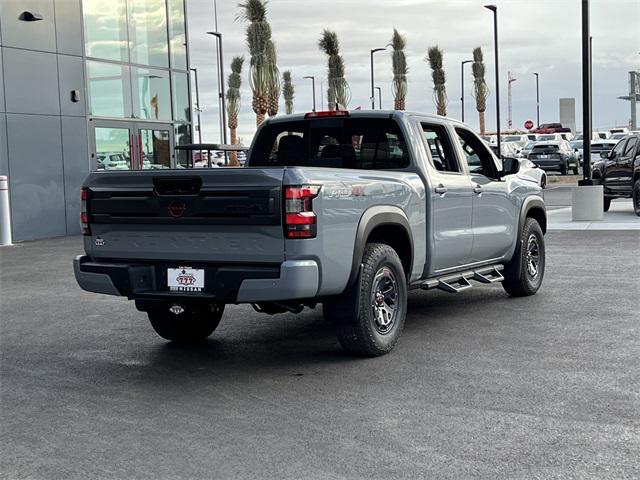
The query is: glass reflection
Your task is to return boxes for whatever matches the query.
[132,68,171,120]
[168,0,187,70]
[172,72,190,122]
[140,128,171,169]
[87,61,132,118]
[83,0,129,62]
[129,0,169,67]
[95,127,132,170]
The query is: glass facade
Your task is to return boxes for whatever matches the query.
[83,0,191,170]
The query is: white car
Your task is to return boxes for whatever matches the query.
[536,133,564,142]
[517,158,547,189]
[502,134,530,147]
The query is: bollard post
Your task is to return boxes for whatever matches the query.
[0,175,12,245]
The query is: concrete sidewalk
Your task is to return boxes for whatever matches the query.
[544,187,640,230]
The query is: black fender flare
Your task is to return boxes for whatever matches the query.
[347,206,414,288]
[509,196,546,275]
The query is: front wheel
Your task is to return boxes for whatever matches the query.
[502,218,545,297]
[324,243,407,357]
[633,180,640,217]
[148,302,224,342]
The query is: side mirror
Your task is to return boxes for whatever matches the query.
[574,148,579,152]
[501,156,520,176]
[600,151,609,159]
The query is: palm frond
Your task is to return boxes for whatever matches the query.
[318,30,340,56]
[236,0,266,22]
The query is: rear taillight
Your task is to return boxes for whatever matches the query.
[80,187,90,235]
[284,185,320,239]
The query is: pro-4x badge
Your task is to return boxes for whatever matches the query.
[95,237,105,246]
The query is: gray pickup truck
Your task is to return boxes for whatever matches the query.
[75,110,546,356]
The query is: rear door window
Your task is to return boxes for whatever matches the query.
[249,117,410,169]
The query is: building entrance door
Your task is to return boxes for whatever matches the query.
[90,120,175,171]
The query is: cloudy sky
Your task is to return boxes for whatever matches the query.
[186,0,640,144]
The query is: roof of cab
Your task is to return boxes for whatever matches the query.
[262,109,468,127]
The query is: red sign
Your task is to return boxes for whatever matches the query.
[524,120,534,130]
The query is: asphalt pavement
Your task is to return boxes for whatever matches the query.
[1,233,639,479]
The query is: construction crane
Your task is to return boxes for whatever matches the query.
[508,71,517,129]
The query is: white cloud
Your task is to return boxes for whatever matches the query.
[187,0,640,143]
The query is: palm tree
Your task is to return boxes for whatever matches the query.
[266,40,280,117]
[238,0,277,126]
[226,56,244,166]
[390,29,408,111]
[427,46,447,116]
[282,71,294,114]
[318,30,350,109]
[471,47,490,135]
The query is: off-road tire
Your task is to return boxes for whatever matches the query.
[148,303,224,342]
[633,180,640,216]
[603,196,612,212]
[324,243,407,357]
[502,218,545,297]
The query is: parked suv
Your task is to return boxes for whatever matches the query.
[527,140,579,174]
[592,134,640,215]
[74,111,547,356]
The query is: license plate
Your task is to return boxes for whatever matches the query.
[539,154,549,159]
[168,267,205,292]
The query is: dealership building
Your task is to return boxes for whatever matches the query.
[0,0,192,241]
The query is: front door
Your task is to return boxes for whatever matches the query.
[608,137,636,195]
[90,120,174,171]
[454,127,517,264]
[420,122,474,273]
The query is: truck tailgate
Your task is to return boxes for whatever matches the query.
[83,168,285,264]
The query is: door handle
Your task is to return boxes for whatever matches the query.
[435,184,447,195]
[474,185,482,194]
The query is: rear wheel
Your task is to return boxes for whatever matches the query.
[603,196,611,212]
[560,162,568,175]
[147,302,224,342]
[633,180,640,217]
[540,174,547,189]
[324,243,407,357]
[502,218,545,297]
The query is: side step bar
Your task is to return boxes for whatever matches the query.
[420,265,504,293]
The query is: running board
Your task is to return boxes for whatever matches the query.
[420,265,505,293]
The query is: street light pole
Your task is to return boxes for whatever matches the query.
[375,87,382,109]
[303,76,316,111]
[190,68,203,143]
[461,59,473,122]
[580,0,592,183]
[206,31,227,145]
[485,5,501,157]
[533,72,540,127]
[370,47,386,110]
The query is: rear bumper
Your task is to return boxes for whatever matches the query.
[73,255,319,303]
[530,159,564,170]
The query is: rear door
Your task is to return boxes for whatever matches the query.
[84,168,285,264]
[419,122,473,272]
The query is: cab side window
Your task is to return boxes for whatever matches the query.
[455,127,499,179]
[421,124,460,173]
[611,140,627,158]
[623,137,637,157]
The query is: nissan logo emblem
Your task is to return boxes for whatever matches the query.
[168,200,187,218]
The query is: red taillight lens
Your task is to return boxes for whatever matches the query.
[80,187,90,236]
[284,185,320,239]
